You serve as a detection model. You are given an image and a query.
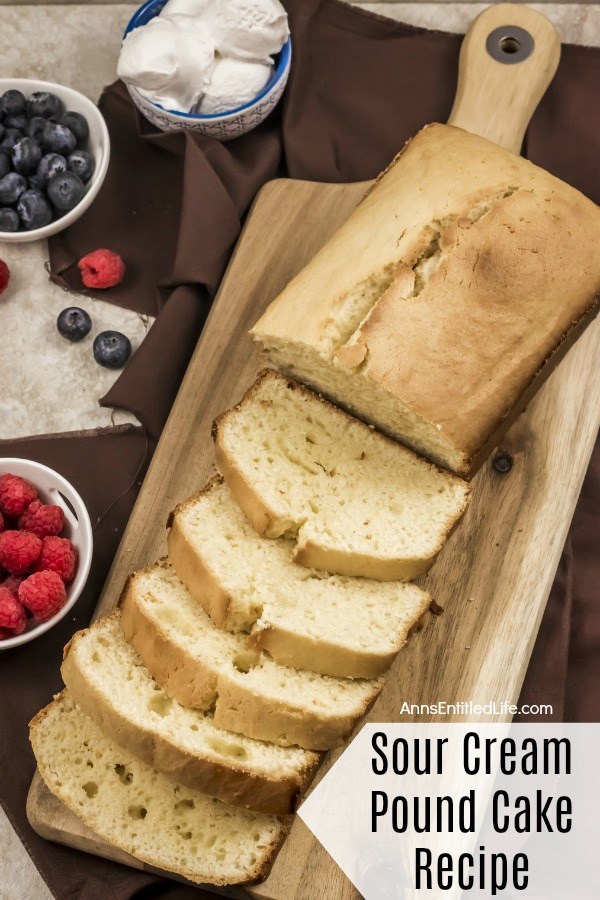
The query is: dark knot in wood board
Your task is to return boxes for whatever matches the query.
[492,451,514,475]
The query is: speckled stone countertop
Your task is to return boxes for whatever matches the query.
[1,3,599,898]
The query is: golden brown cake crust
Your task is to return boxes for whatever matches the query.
[252,125,600,476]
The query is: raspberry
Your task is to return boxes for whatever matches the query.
[0,530,42,575]
[0,473,37,517]
[78,249,125,289]
[0,259,10,296]
[34,535,77,582]
[0,585,26,635]
[18,500,65,539]
[2,574,23,596]
[0,510,3,533]
[19,570,66,622]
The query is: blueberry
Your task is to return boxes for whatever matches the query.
[11,137,42,176]
[59,111,89,145]
[27,91,61,119]
[93,331,132,369]
[4,113,27,131]
[0,151,9,180]
[0,207,20,233]
[47,170,84,211]
[0,172,26,205]
[67,149,94,184]
[37,152,66,187]
[0,90,26,117]
[0,128,23,153]
[17,189,53,230]
[27,174,43,192]
[57,306,92,342]
[0,122,4,140]
[25,116,47,141]
[41,123,76,156]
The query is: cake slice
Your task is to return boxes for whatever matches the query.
[213,370,470,581]
[30,692,289,886]
[61,612,319,815]
[168,477,431,678]
[120,562,382,750]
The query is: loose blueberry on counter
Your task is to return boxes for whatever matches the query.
[93,331,132,369]
[27,91,61,120]
[17,189,53,230]
[56,306,92,342]
[67,149,94,184]
[59,111,89,145]
[37,153,66,187]
[0,90,26,117]
[41,123,76,156]
[0,129,23,153]
[25,116,47,141]
[0,207,20,232]
[11,137,42,176]
[0,172,27,205]
[0,151,10,180]
[47,170,84,211]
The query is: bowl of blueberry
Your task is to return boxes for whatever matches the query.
[0,79,110,241]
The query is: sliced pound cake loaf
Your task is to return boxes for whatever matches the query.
[120,562,382,751]
[213,370,470,581]
[61,612,319,814]
[30,692,289,886]
[168,477,431,678]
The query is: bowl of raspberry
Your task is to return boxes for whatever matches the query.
[0,459,93,649]
[0,79,110,242]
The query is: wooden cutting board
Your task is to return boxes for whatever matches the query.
[27,5,600,898]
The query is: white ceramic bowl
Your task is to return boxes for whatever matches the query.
[0,78,110,243]
[0,458,93,650]
[124,0,291,140]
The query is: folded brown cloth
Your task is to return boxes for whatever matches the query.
[1,1,598,898]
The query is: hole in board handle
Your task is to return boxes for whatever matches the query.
[486,25,535,65]
[500,36,521,54]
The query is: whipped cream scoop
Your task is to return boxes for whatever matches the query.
[202,0,290,65]
[118,15,214,111]
[119,0,289,114]
[159,0,212,18]
[196,56,272,114]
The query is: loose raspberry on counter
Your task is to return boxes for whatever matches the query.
[0,259,10,296]
[0,585,27,635]
[19,500,65,539]
[34,535,77,582]
[0,530,42,575]
[19,570,66,622]
[0,473,37,517]
[78,249,125,289]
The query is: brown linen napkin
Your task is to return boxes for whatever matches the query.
[1,1,597,898]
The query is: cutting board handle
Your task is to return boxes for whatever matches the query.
[448,2,560,154]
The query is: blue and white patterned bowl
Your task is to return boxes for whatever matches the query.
[123,0,291,140]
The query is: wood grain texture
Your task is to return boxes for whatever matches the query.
[28,176,600,898]
[448,3,561,153]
